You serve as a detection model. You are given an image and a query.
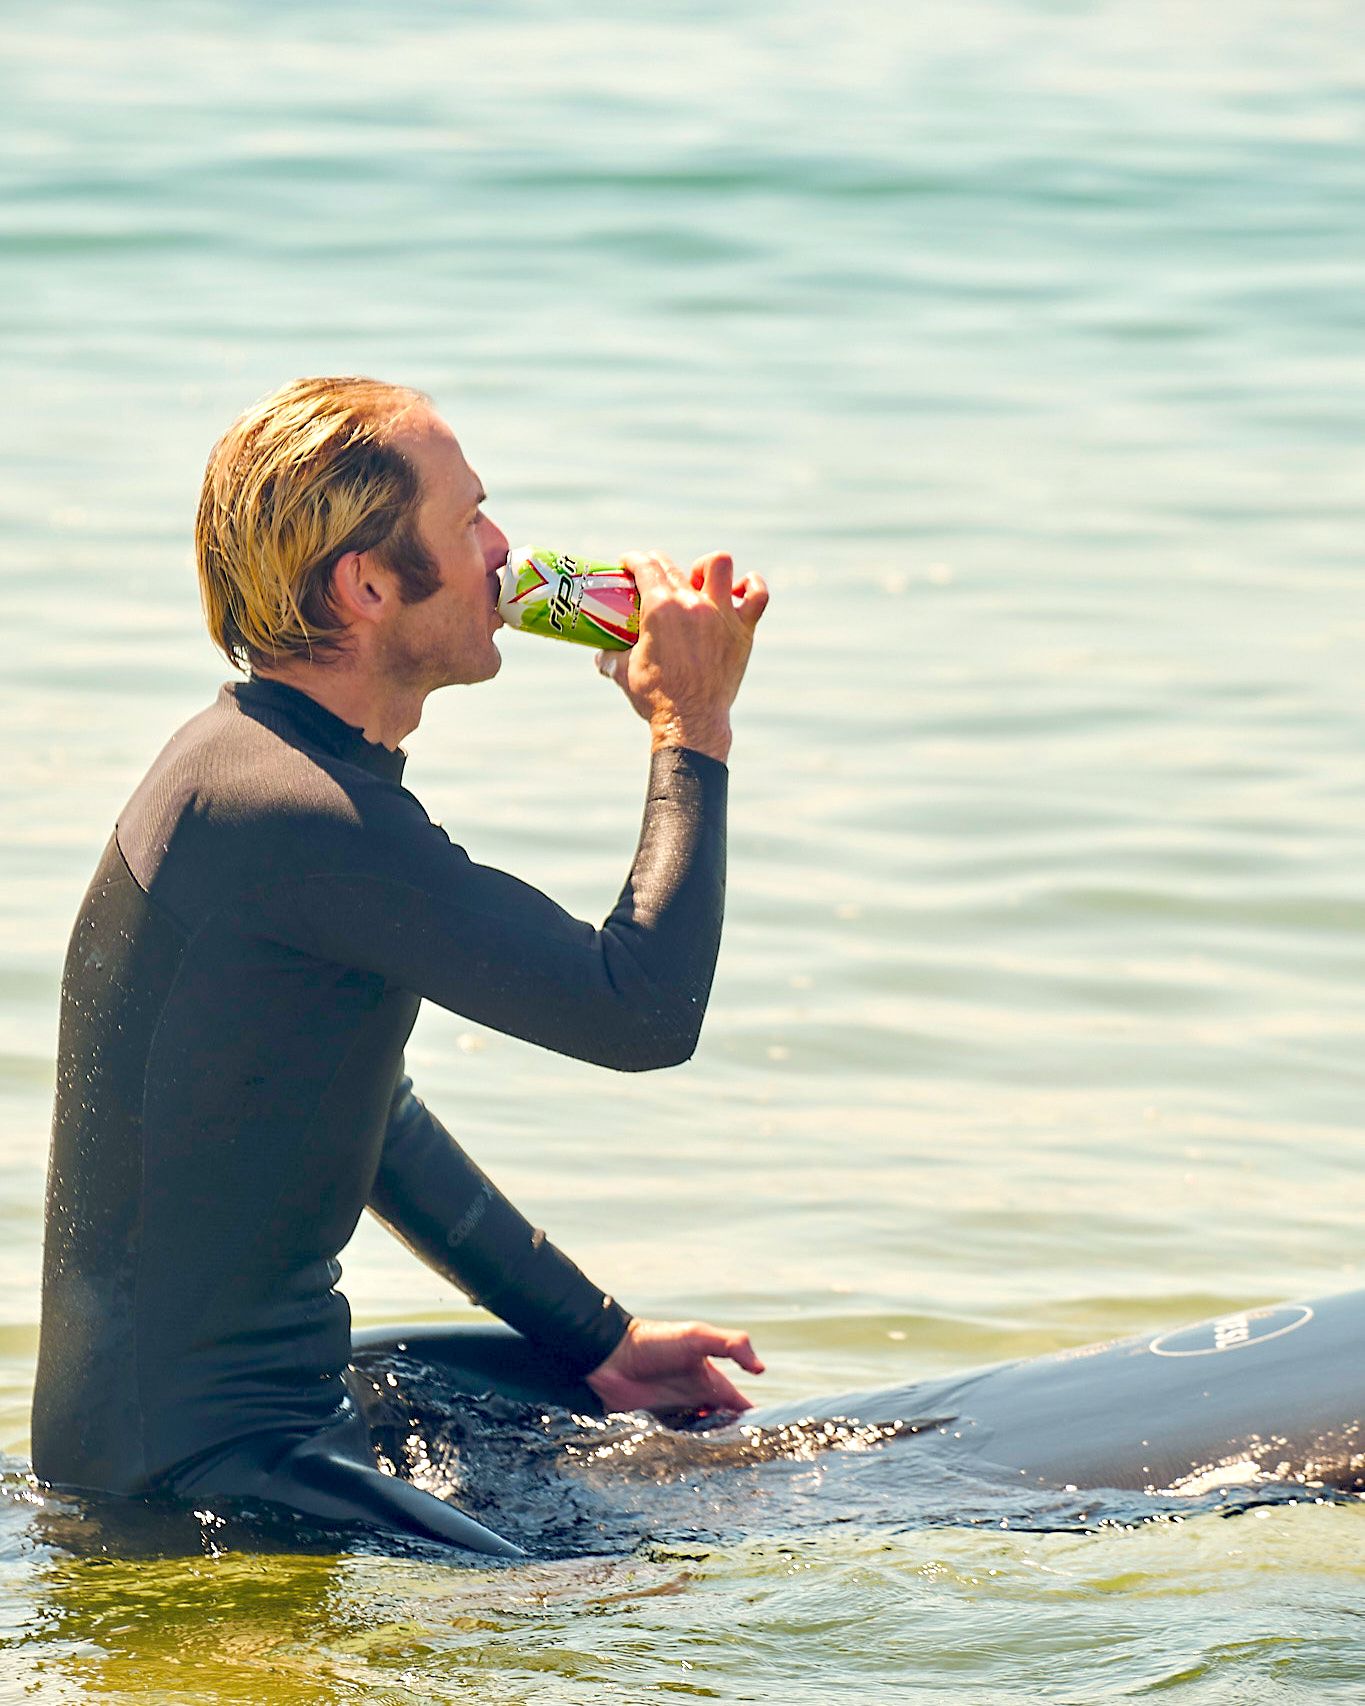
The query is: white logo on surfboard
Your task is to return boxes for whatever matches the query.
[1149,1303,1313,1358]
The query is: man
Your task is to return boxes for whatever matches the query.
[32,376,769,1557]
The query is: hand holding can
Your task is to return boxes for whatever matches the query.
[599,549,769,765]
[497,545,768,763]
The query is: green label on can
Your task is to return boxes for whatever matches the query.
[497,548,639,650]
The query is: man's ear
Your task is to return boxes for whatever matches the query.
[329,550,390,626]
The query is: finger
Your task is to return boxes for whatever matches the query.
[700,1360,753,1413]
[724,1333,765,1376]
[707,1331,764,1375]
[594,649,626,685]
[621,551,667,601]
[734,569,769,627]
[695,551,734,607]
[685,1325,765,1375]
[623,549,685,594]
[650,549,686,589]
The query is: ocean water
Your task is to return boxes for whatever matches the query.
[3,0,1365,1698]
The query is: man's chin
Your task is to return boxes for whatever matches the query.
[458,642,502,687]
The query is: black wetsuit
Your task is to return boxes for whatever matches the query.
[32,678,726,1555]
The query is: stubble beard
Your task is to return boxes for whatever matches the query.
[376,606,500,695]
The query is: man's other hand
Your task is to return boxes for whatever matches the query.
[584,1316,765,1418]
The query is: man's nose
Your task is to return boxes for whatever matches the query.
[481,516,510,566]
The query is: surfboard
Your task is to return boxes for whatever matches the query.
[352,1289,1365,1502]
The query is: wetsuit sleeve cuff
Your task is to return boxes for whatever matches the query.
[646,743,729,795]
[476,1233,633,1380]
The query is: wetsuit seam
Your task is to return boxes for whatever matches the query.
[593,921,683,1023]
[110,831,185,1491]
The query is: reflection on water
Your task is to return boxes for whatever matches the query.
[3,1432,1362,1704]
[7,1541,405,1704]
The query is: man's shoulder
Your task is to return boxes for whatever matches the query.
[115,687,430,915]
[133,685,385,818]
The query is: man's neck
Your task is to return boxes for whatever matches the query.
[250,660,425,751]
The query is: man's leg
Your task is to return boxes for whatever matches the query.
[170,1393,524,1559]
[349,1322,604,1415]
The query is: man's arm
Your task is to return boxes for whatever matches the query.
[258,740,728,1070]
[370,1072,766,1413]
[306,549,768,1411]
[258,550,760,1065]
[368,1072,630,1377]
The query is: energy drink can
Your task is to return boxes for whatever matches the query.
[496,548,639,651]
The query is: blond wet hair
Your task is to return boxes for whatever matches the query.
[195,376,440,669]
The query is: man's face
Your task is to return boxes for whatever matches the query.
[378,409,510,690]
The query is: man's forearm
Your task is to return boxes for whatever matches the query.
[367,1075,630,1376]
[592,744,728,1064]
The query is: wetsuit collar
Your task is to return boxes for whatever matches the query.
[228,678,407,784]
